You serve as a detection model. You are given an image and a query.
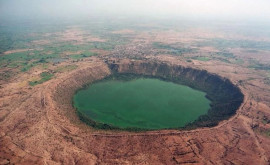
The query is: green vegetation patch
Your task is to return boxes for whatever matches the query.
[197,38,270,51]
[233,58,244,65]
[248,60,270,71]
[216,51,235,58]
[250,64,270,71]
[255,127,270,137]
[70,51,97,59]
[0,50,58,71]
[92,42,116,50]
[20,62,37,72]
[191,56,210,61]
[214,57,231,63]
[0,70,17,81]
[153,42,195,56]
[29,72,54,86]
[55,65,78,73]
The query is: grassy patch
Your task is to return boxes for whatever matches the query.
[233,58,244,65]
[262,119,269,125]
[55,65,78,73]
[0,50,57,71]
[70,51,97,59]
[20,62,37,72]
[92,42,116,50]
[216,52,235,58]
[248,60,270,71]
[255,127,270,137]
[153,42,195,56]
[192,57,210,61]
[0,70,17,81]
[264,78,270,85]
[197,38,270,51]
[29,72,54,86]
[42,64,49,69]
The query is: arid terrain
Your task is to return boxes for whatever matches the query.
[1,21,270,164]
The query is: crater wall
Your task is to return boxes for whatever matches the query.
[53,59,244,129]
[106,59,244,128]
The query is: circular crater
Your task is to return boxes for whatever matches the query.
[54,59,244,131]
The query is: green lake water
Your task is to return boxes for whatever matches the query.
[73,78,211,130]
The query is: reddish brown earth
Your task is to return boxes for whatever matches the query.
[1,56,270,165]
